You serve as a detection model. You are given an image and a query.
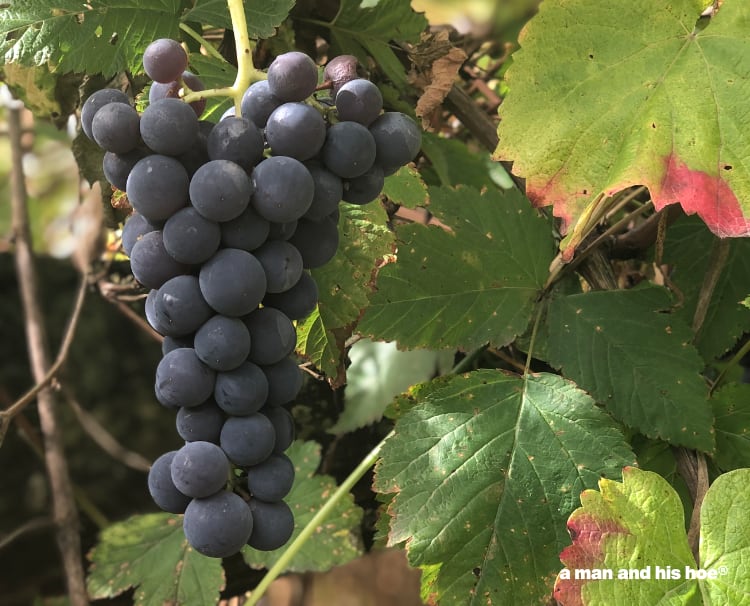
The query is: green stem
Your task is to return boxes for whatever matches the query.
[227,0,254,112]
[711,337,750,395]
[245,431,394,606]
[523,301,545,376]
[182,0,266,112]
[450,344,488,375]
[178,23,225,62]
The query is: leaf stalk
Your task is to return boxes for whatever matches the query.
[245,431,394,606]
[182,0,266,113]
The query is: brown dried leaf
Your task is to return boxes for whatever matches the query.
[412,31,467,131]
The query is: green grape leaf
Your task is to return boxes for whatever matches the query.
[546,286,714,452]
[421,131,495,188]
[661,215,750,361]
[382,165,429,209]
[554,467,750,606]
[186,53,237,121]
[330,338,453,434]
[183,0,296,39]
[323,0,427,91]
[295,304,342,383]
[1,62,79,124]
[86,513,224,606]
[374,370,636,605]
[242,440,363,572]
[494,0,750,254]
[297,202,394,385]
[359,185,554,351]
[554,467,697,605]
[1,0,182,75]
[631,436,692,524]
[712,383,750,472]
[699,468,750,605]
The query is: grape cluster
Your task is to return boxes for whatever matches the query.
[82,39,420,558]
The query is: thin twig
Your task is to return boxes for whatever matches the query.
[711,337,750,395]
[0,517,55,551]
[64,387,151,472]
[486,347,527,374]
[692,238,731,335]
[7,96,90,606]
[1,273,89,429]
[674,448,709,563]
[110,298,163,343]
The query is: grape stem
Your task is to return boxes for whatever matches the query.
[244,430,394,606]
[182,0,266,113]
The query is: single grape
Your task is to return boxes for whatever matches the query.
[155,347,216,408]
[147,451,192,514]
[199,248,267,317]
[103,148,149,192]
[91,102,141,154]
[140,97,199,156]
[145,289,172,335]
[162,206,221,265]
[121,212,159,257]
[369,112,422,172]
[143,38,188,84]
[323,55,363,96]
[342,163,385,205]
[303,162,343,221]
[189,159,252,223]
[214,361,269,416]
[246,453,295,502]
[335,78,383,126]
[126,155,189,222]
[267,51,318,102]
[253,240,304,294]
[240,80,282,128]
[170,440,230,498]
[194,315,251,372]
[220,413,275,467]
[81,88,130,140]
[220,205,270,252]
[321,121,376,179]
[262,357,303,407]
[247,499,294,551]
[176,400,225,443]
[129,230,188,290]
[288,216,339,269]
[152,275,213,337]
[262,271,318,321]
[261,405,295,453]
[183,490,253,558]
[243,307,296,366]
[251,156,314,223]
[265,102,326,161]
[207,116,264,170]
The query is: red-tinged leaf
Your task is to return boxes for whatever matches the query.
[646,153,748,238]
[554,467,750,606]
[495,0,750,253]
[554,467,696,606]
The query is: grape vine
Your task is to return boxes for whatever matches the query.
[2,1,749,605]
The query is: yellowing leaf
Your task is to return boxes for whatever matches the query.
[495,0,750,254]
